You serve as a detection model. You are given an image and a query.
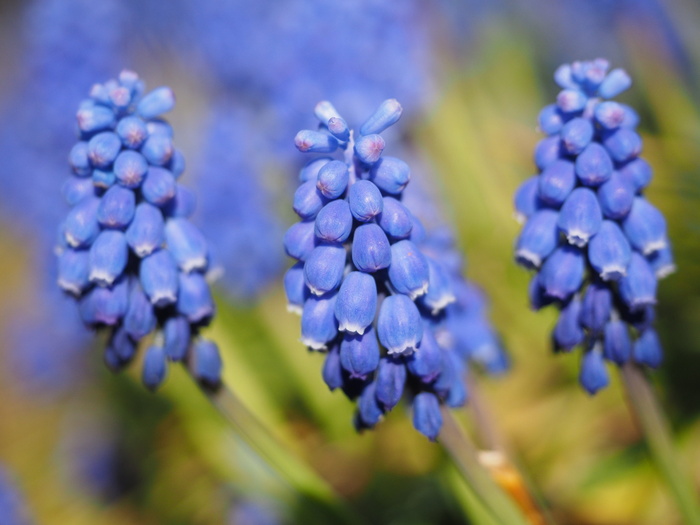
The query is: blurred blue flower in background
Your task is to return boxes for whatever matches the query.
[0,0,128,395]
[0,465,33,525]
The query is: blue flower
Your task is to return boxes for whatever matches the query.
[285,100,507,439]
[514,60,674,393]
[56,72,223,391]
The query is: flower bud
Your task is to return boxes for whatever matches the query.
[412,392,442,441]
[348,180,383,221]
[351,224,391,272]
[388,240,429,299]
[340,326,381,379]
[335,271,377,334]
[377,294,422,354]
[304,243,346,296]
[360,99,402,135]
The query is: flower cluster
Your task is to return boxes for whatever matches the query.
[56,71,222,391]
[514,59,673,393]
[284,100,492,440]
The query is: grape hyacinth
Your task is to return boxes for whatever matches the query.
[285,100,499,440]
[56,72,222,391]
[514,59,673,394]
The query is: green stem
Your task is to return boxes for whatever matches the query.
[195,375,364,525]
[620,363,700,524]
[440,408,532,525]
[465,374,557,525]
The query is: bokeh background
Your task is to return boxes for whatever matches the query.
[0,0,698,523]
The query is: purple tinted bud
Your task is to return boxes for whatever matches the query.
[538,160,576,207]
[146,119,173,137]
[304,243,346,296]
[335,271,377,334]
[301,291,339,350]
[87,132,121,168]
[619,252,657,310]
[588,220,632,281]
[514,176,542,223]
[369,156,410,195]
[313,100,341,123]
[433,350,467,407]
[168,150,186,179]
[164,316,190,361]
[327,117,350,142]
[284,262,308,315]
[648,246,676,279]
[528,273,554,310]
[603,321,631,365]
[421,258,456,314]
[316,160,349,199]
[322,345,343,390]
[114,150,148,188]
[340,327,380,379]
[64,196,100,248]
[348,180,383,221]
[357,382,383,427]
[140,250,179,306]
[406,327,442,382]
[165,218,208,273]
[116,116,148,149]
[515,209,559,269]
[315,200,353,243]
[556,89,587,113]
[354,134,385,164]
[602,128,642,163]
[621,198,668,255]
[412,392,442,441]
[534,136,562,171]
[597,172,634,220]
[375,356,406,410]
[633,329,662,368]
[107,326,136,362]
[618,158,652,193]
[142,346,168,391]
[598,68,632,98]
[557,187,602,247]
[579,282,612,334]
[141,134,174,166]
[293,181,327,220]
[77,104,116,134]
[126,202,165,257]
[97,185,135,229]
[79,278,128,326]
[190,339,223,388]
[351,224,391,272]
[163,185,197,218]
[284,221,316,261]
[378,197,413,240]
[620,104,640,128]
[539,245,585,301]
[177,272,215,323]
[553,297,584,351]
[142,167,176,206]
[136,86,175,119]
[377,294,423,354]
[299,157,331,182]
[94,169,117,189]
[360,99,403,135]
[560,117,593,155]
[554,64,575,89]
[62,176,95,206]
[575,143,613,187]
[294,130,338,153]
[88,230,128,287]
[123,280,156,340]
[538,104,564,135]
[579,347,609,394]
[69,142,91,176]
[388,240,429,299]
[57,248,90,296]
[594,101,625,129]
